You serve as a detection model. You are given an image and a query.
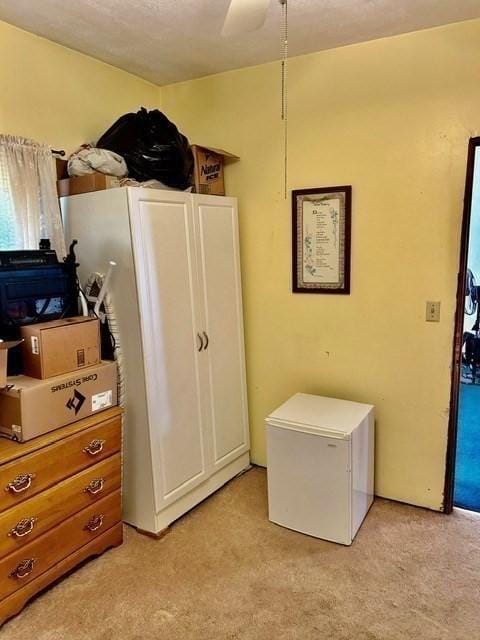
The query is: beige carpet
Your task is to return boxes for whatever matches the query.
[2,467,480,639]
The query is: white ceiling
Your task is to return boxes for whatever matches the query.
[0,0,479,85]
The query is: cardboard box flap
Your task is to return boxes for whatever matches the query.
[1,375,47,392]
[25,316,94,332]
[0,340,23,351]
[0,339,23,390]
[192,145,240,163]
[4,360,115,387]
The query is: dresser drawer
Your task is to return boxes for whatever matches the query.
[0,417,121,512]
[0,454,121,558]
[0,524,123,627]
[0,490,121,600]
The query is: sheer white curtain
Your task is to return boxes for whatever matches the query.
[0,135,66,257]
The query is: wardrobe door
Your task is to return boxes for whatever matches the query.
[128,190,210,511]
[193,195,250,472]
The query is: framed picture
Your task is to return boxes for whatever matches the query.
[292,185,352,294]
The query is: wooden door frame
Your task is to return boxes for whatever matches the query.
[443,137,480,513]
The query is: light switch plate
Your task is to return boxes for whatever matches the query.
[426,301,441,322]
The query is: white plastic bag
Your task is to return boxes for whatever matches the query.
[68,145,128,177]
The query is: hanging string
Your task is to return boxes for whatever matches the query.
[280,0,288,200]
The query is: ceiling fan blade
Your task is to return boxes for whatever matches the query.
[222,0,270,37]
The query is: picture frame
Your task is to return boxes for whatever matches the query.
[292,185,352,294]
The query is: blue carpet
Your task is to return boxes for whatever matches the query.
[454,382,480,512]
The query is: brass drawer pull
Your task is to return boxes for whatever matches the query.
[84,514,104,532]
[8,517,37,538]
[84,478,105,496]
[4,473,35,494]
[9,558,37,580]
[83,439,106,456]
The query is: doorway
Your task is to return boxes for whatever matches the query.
[444,137,480,513]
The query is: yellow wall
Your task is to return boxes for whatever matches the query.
[0,20,157,152]
[160,19,480,510]
[2,15,478,510]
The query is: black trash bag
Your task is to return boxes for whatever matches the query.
[97,108,193,190]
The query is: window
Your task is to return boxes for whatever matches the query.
[0,136,65,256]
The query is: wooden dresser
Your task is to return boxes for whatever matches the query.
[0,406,123,626]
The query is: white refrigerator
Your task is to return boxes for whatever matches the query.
[266,393,374,545]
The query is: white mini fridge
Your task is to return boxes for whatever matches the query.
[266,393,374,545]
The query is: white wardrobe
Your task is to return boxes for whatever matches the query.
[61,188,250,535]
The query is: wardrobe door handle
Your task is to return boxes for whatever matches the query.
[197,333,204,352]
[202,332,209,350]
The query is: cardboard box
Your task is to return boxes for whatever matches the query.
[55,158,68,180]
[21,316,100,379]
[0,340,23,388]
[57,172,121,197]
[0,360,117,442]
[191,145,239,196]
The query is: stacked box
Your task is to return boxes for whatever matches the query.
[0,317,117,442]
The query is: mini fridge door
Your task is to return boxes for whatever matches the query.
[267,422,352,545]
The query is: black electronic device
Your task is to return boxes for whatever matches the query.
[0,239,80,374]
[0,247,58,268]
